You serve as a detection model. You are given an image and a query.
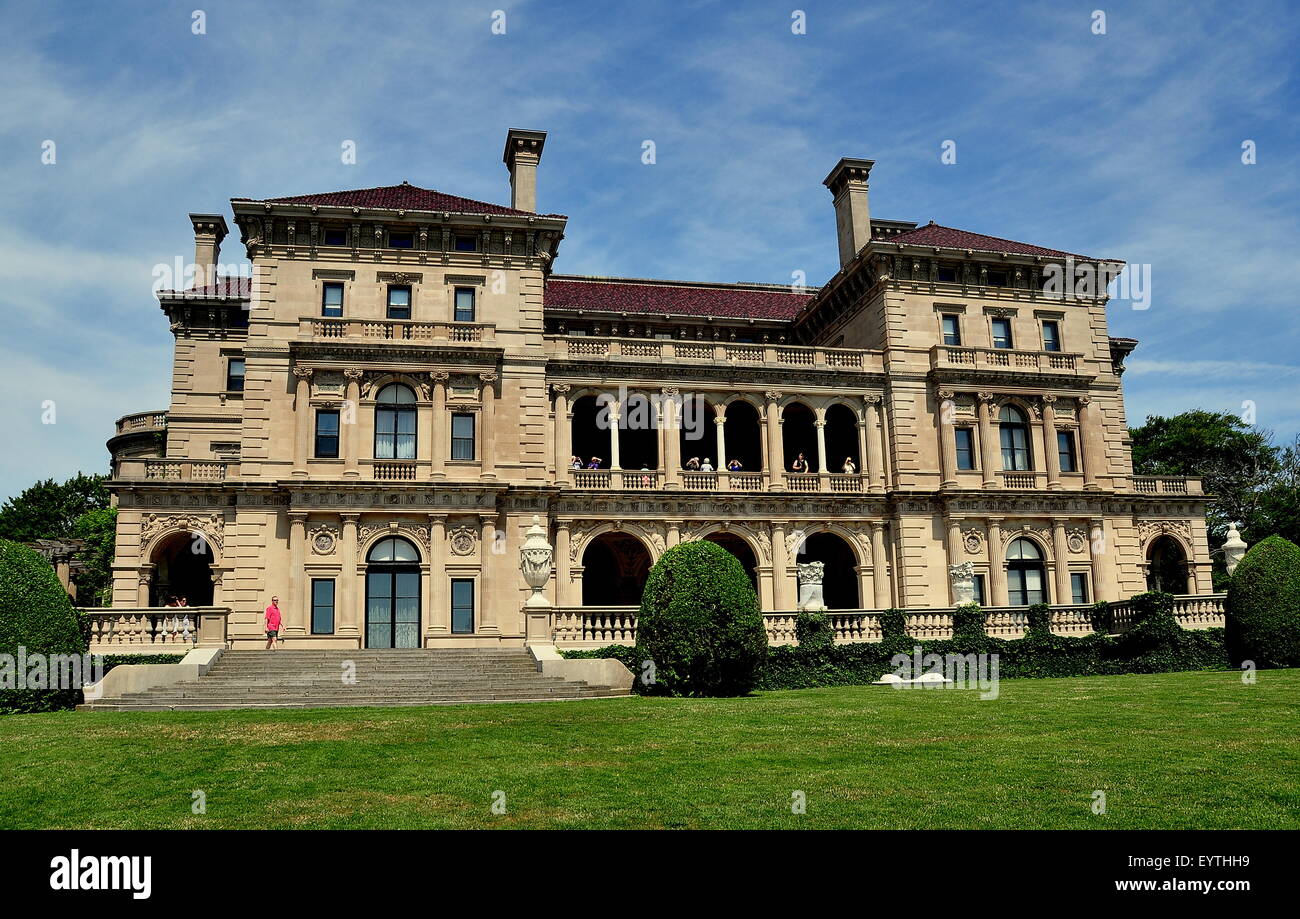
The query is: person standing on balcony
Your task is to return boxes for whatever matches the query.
[727,458,743,471]
[685,456,701,470]
[791,453,809,473]
[265,596,282,650]
[700,458,714,472]
[570,455,583,469]
[842,457,857,474]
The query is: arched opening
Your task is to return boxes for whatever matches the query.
[366,536,421,648]
[571,394,608,468]
[722,400,762,473]
[1147,536,1189,594]
[705,532,759,593]
[999,404,1032,471]
[581,532,652,606]
[678,395,714,470]
[149,531,215,606]
[1006,537,1046,605]
[782,402,818,472]
[825,403,860,474]
[796,531,859,609]
[374,383,417,460]
[617,392,659,471]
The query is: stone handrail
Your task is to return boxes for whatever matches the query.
[128,459,231,481]
[1131,476,1203,495]
[545,335,878,372]
[114,411,168,434]
[1107,593,1225,632]
[80,606,231,652]
[303,317,497,344]
[930,344,1084,375]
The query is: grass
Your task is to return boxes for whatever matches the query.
[1,669,1297,829]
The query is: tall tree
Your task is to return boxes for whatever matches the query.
[0,474,110,543]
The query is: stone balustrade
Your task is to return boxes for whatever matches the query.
[80,606,232,653]
[546,335,877,372]
[1107,593,1226,632]
[123,459,231,481]
[303,317,497,344]
[114,411,168,434]
[930,344,1085,376]
[1131,476,1202,495]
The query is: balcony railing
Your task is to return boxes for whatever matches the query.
[79,606,231,653]
[143,459,230,481]
[372,461,418,481]
[1108,593,1225,632]
[998,470,1043,489]
[546,335,878,372]
[303,317,496,344]
[1132,476,1201,495]
[114,411,168,435]
[930,345,1085,376]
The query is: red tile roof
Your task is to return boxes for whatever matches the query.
[545,276,812,321]
[157,276,251,300]
[232,182,565,218]
[886,221,1111,261]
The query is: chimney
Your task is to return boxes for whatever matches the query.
[503,128,547,212]
[189,213,229,289]
[823,158,874,267]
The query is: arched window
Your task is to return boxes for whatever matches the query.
[366,536,420,647]
[999,404,1031,471]
[1006,537,1046,606]
[375,383,417,460]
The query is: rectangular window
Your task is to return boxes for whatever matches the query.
[323,228,348,246]
[389,231,414,249]
[454,287,476,322]
[226,357,245,392]
[322,282,344,317]
[451,413,475,460]
[941,314,962,346]
[454,235,477,252]
[451,578,474,634]
[311,579,335,634]
[972,574,986,606]
[986,269,1009,287]
[1070,572,1090,605]
[936,265,959,283]
[991,317,1013,349]
[387,285,411,320]
[1057,430,1077,473]
[315,409,340,458]
[1041,320,1061,352]
[955,427,976,470]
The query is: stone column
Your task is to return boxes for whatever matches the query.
[666,520,681,548]
[662,389,681,488]
[1042,395,1062,489]
[343,369,362,478]
[480,373,498,479]
[554,521,571,606]
[292,368,313,477]
[814,417,828,474]
[478,515,499,633]
[287,511,308,635]
[1078,397,1103,490]
[552,383,571,484]
[870,522,890,609]
[937,389,958,488]
[430,372,448,479]
[1090,517,1117,602]
[417,400,433,478]
[429,515,449,635]
[771,521,790,609]
[1052,518,1072,604]
[987,517,1006,606]
[713,411,727,470]
[977,392,1000,488]
[765,391,785,490]
[864,395,885,493]
[339,514,360,638]
[608,402,621,471]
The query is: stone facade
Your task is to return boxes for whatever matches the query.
[105,129,1212,648]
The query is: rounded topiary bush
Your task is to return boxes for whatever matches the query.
[1226,534,1300,668]
[635,540,768,696]
[0,539,89,713]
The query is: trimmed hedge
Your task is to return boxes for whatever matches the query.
[795,611,834,649]
[634,540,768,696]
[0,538,90,713]
[1225,534,1300,668]
[563,592,1229,692]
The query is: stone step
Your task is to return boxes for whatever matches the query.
[79,692,629,712]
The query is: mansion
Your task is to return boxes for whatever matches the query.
[103,129,1213,649]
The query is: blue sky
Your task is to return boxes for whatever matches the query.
[1,0,1297,502]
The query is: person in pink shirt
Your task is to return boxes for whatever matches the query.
[265,596,282,650]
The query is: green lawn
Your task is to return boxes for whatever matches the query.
[1,669,1297,829]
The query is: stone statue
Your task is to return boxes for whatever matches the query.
[797,561,827,612]
[1222,523,1248,575]
[949,561,976,606]
[519,515,554,608]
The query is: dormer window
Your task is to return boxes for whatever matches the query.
[323,228,348,246]
[389,231,414,249]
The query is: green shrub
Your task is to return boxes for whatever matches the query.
[1226,535,1300,667]
[1025,603,1051,637]
[878,608,907,640]
[634,541,767,696]
[0,539,90,713]
[952,603,985,644]
[795,610,834,649]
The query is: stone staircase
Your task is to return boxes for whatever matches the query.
[79,649,629,711]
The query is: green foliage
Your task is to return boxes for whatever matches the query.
[1225,535,1300,668]
[0,473,109,543]
[0,539,90,713]
[795,611,834,649]
[1025,603,1051,637]
[878,608,907,640]
[634,540,768,697]
[952,603,985,644]
[72,507,117,607]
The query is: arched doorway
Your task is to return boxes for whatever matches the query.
[705,532,759,593]
[722,401,762,473]
[366,536,421,648]
[1147,536,1189,594]
[150,531,215,606]
[571,394,608,468]
[796,531,859,609]
[678,395,714,469]
[782,402,818,472]
[824,403,860,473]
[581,532,652,605]
[618,392,659,471]
[1006,537,1046,605]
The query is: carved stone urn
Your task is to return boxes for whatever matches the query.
[949,561,977,606]
[797,561,827,612]
[1222,524,1248,575]
[519,515,554,608]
